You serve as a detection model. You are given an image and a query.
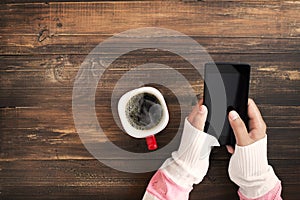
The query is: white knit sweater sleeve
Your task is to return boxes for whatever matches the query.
[228,136,280,199]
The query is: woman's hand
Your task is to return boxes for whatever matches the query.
[227,99,280,199]
[226,98,267,153]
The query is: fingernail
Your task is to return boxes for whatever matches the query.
[198,105,207,114]
[229,110,239,121]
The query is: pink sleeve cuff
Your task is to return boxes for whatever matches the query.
[146,170,192,200]
[238,181,282,200]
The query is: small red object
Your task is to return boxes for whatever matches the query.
[146,135,158,150]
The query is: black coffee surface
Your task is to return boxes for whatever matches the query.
[125,93,163,130]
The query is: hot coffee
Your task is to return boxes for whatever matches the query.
[125,92,163,130]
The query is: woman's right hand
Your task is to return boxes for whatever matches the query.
[227,99,281,199]
[226,98,267,153]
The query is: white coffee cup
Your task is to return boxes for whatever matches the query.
[118,87,169,150]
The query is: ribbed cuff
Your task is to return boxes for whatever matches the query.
[231,136,269,178]
[174,118,220,164]
[160,118,219,187]
[229,136,280,199]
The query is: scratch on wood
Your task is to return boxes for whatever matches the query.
[52,129,75,135]
[286,70,300,80]
[27,134,38,140]
[284,1,300,4]
[37,28,50,42]
[7,43,35,48]
[258,66,300,80]
[257,66,278,72]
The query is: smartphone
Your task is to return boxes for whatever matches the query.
[203,63,251,146]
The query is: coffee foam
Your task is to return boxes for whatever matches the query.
[125,93,163,130]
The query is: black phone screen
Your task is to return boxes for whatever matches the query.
[204,63,251,145]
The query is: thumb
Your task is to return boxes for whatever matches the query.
[228,110,253,146]
[188,105,208,131]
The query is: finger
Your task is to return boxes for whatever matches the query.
[226,145,234,154]
[228,110,253,146]
[247,99,267,138]
[188,105,208,131]
[188,99,204,122]
[248,99,265,126]
[198,98,203,106]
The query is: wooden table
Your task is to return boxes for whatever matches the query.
[1,0,299,199]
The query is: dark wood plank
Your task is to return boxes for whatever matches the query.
[1,184,298,200]
[1,0,295,3]
[1,184,297,200]
[0,159,298,199]
[1,1,299,37]
[1,35,300,55]
[0,51,300,103]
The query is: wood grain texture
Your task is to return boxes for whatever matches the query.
[0,0,299,199]
[1,1,299,37]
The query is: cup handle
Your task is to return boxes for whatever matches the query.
[146,135,158,150]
